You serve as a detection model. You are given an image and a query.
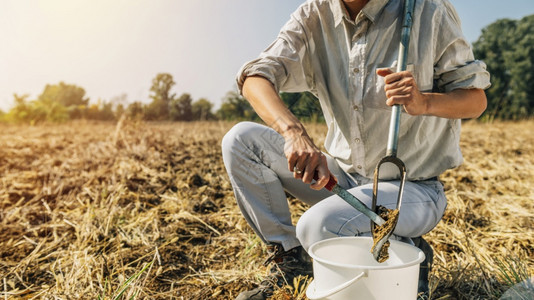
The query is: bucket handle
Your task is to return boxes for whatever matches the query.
[306,271,366,300]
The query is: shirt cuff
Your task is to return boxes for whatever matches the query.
[236,59,283,95]
[439,60,491,92]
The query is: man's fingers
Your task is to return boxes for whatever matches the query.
[292,155,307,179]
[309,177,327,190]
[286,151,298,172]
[310,169,332,190]
[383,72,416,107]
[385,85,413,99]
[378,69,402,84]
[376,68,394,78]
[385,78,409,91]
[299,152,323,182]
[287,150,307,173]
[301,159,319,183]
[386,95,410,106]
[378,69,414,85]
[309,155,330,190]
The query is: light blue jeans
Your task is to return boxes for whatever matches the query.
[222,122,447,251]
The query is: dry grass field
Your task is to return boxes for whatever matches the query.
[0,120,532,299]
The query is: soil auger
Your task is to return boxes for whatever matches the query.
[370,0,416,263]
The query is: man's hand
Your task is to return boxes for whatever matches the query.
[376,68,429,116]
[242,75,335,190]
[282,128,332,190]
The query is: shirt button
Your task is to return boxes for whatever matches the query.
[354,138,361,143]
[353,68,360,73]
[353,105,359,111]
[357,165,362,169]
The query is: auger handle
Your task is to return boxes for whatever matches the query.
[386,0,416,157]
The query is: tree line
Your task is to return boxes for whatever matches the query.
[1,14,532,124]
[474,14,534,121]
[0,72,322,124]
[0,74,217,124]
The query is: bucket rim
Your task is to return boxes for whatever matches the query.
[308,236,425,270]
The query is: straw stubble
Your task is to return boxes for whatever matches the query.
[0,120,532,299]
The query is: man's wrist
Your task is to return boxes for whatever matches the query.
[278,121,307,140]
[422,92,436,116]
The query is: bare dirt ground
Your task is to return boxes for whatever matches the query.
[0,120,532,299]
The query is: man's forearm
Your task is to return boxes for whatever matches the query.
[424,88,487,119]
[242,76,307,138]
[242,75,331,189]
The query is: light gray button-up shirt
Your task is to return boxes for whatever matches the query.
[237,0,491,180]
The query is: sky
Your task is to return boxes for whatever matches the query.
[1,0,533,112]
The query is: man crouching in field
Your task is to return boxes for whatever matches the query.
[222,0,490,299]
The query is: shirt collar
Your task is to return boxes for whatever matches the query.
[332,0,390,26]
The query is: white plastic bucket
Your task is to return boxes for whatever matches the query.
[306,237,425,300]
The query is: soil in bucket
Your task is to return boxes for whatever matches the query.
[372,206,399,263]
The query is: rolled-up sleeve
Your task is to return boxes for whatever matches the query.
[236,13,313,94]
[433,2,491,92]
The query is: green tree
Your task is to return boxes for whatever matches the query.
[4,93,68,124]
[32,98,69,123]
[86,100,115,121]
[126,102,144,120]
[473,14,534,120]
[509,15,534,119]
[146,73,176,120]
[170,93,193,121]
[38,82,89,119]
[216,91,258,121]
[109,94,128,120]
[192,98,215,121]
[280,92,323,122]
[8,94,32,122]
[115,103,125,119]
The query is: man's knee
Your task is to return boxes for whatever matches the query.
[222,121,285,164]
[296,204,335,251]
[297,194,375,251]
[222,122,258,164]
[222,122,254,152]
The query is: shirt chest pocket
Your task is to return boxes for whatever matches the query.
[363,64,433,111]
